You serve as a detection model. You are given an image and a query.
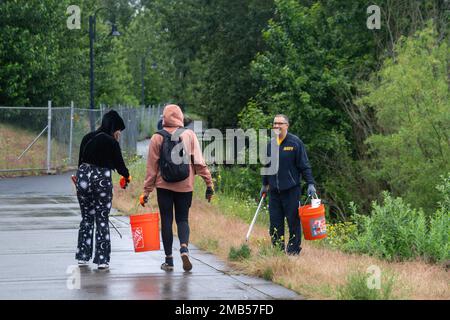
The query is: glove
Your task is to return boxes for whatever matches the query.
[139,194,149,207]
[307,184,316,197]
[260,185,269,198]
[71,175,77,185]
[205,186,214,202]
[120,176,132,189]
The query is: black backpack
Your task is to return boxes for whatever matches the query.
[156,128,190,182]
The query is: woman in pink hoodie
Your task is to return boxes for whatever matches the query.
[141,104,214,271]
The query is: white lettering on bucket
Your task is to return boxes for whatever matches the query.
[133,227,145,249]
[310,217,327,237]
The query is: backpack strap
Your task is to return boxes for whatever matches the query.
[155,128,186,139]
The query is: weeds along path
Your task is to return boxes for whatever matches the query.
[187,197,450,300]
[111,155,449,300]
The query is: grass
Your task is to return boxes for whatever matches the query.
[111,158,450,300]
[0,123,70,177]
[336,270,396,300]
[228,244,251,261]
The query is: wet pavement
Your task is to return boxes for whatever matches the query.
[0,172,302,300]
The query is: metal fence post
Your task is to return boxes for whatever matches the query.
[47,100,52,174]
[68,101,74,165]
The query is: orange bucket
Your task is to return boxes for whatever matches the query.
[129,213,160,252]
[299,202,327,240]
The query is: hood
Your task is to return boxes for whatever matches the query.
[163,104,184,128]
[97,110,126,136]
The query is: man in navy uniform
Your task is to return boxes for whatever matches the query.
[260,114,316,255]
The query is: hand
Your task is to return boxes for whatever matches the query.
[205,186,214,202]
[71,175,77,185]
[259,185,269,198]
[307,184,316,197]
[139,193,149,207]
[120,176,132,189]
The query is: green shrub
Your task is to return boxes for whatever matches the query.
[262,267,274,281]
[336,271,396,300]
[214,165,261,199]
[345,186,450,263]
[436,173,450,213]
[228,244,251,261]
[425,208,450,263]
[346,192,428,261]
[324,221,358,250]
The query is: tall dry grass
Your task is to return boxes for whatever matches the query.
[188,199,449,299]
[112,166,449,300]
[0,123,69,177]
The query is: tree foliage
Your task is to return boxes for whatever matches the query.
[361,24,450,210]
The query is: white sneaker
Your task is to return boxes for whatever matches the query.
[97,263,109,270]
[78,260,89,266]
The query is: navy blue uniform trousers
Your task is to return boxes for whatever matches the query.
[268,186,301,254]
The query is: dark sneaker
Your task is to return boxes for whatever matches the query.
[180,247,192,271]
[161,256,174,271]
[97,263,109,270]
[78,260,89,267]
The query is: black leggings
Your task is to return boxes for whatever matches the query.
[156,188,193,256]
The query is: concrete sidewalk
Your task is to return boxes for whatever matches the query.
[0,174,302,300]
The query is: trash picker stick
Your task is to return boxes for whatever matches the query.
[109,219,122,239]
[245,194,266,242]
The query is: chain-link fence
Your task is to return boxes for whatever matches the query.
[0,102,162,174]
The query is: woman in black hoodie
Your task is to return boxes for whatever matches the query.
[75,110,130,270]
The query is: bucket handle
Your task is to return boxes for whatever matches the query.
[132,197,156,216]
[302,192,319,205]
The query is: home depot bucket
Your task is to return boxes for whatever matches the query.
[299,201,327,240]
[129,213,160,252]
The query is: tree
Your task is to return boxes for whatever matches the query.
[360,23,450,212]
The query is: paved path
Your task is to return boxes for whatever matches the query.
[0,172,301,300]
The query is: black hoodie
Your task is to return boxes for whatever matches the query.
[78,110,130,178]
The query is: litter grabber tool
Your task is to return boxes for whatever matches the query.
[245,193,266,242]
[109,219,123,239]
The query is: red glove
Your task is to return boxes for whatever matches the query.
[120,176,132,189]
[139,194,149,207]
[71,175,77,185]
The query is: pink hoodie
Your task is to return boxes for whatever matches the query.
[143,104,213,194]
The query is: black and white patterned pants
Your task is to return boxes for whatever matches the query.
[75,163,113,265]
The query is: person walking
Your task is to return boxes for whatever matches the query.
[75,110,131,270]
[141,104,214,271]
[260,114,316,255]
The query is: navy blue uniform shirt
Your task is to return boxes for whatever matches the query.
[262,132,315,192]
